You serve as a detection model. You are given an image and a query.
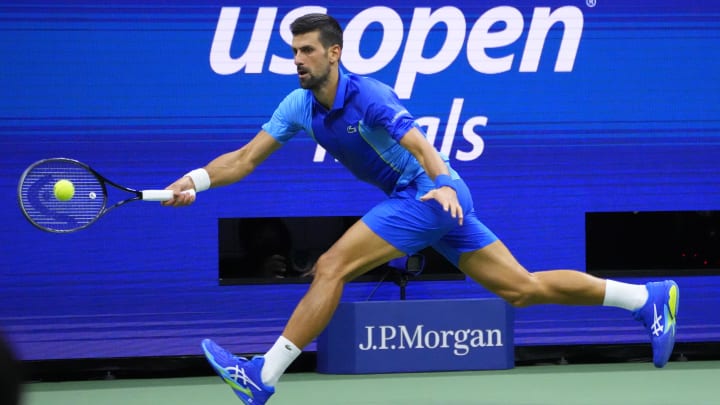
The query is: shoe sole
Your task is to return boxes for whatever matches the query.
[668,281,679,321]
[654,281,679,368]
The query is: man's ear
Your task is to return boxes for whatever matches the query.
[329,44,341,64]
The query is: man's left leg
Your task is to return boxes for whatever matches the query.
[458,240,679,368]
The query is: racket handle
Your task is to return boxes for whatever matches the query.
[142,190,174,201]
[142,189,196,201]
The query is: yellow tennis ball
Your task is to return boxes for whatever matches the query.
[53,179,75,201]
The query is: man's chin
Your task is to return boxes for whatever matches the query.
[297,77,308,88]
[298,75,324,90]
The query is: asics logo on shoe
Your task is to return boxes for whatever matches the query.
[651,303,664,336]
[225,365,261,396]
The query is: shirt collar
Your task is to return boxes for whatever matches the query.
[331,68,349,111]
[312,68,348,113]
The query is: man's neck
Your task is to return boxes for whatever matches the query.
[312,67,339,110]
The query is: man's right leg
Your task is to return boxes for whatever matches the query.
[281,219,403,349]
[203,219,404,404]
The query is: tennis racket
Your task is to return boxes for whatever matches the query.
[18,157,189,233]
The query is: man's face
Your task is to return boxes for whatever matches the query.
[292,31,334,90]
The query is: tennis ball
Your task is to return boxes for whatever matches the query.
[53,179,75,201]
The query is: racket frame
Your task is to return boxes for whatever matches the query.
[18,157,168,233]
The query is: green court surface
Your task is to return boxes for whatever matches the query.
[24,361,719,405]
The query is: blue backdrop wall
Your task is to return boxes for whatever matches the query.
[1,0,719,360]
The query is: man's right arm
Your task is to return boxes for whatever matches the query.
[163,130,282,206]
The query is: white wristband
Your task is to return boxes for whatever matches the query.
[185,168,211,192]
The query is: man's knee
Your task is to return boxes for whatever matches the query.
[498,274,542,308]
[312,251,346,283]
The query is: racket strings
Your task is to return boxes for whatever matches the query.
[19,160,106,232]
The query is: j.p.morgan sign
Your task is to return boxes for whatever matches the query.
[318,299,514,373]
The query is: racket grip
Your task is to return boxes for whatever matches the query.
[142,189,196,201]
[142,190,175,201]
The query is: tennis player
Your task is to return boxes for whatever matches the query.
[164,13,679,405]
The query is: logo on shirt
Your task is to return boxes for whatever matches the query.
[347,125,357,134]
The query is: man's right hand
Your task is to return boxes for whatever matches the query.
[162,176,197,207]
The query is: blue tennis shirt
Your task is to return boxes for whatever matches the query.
[262,70,428,195]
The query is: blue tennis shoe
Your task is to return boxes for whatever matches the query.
[633,280,679,368]
[202,339,275,404]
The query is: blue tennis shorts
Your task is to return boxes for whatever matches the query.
[362,173,498,267]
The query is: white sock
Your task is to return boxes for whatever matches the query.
[260,336,301,387]
[603,279,649,311]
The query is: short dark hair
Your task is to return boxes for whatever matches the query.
[290,13,343,49]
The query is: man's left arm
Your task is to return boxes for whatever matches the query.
[399,127,464,225]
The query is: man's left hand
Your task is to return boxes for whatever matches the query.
[420,187,464,225]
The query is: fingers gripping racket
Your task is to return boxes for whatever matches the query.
[18,157,186,233]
